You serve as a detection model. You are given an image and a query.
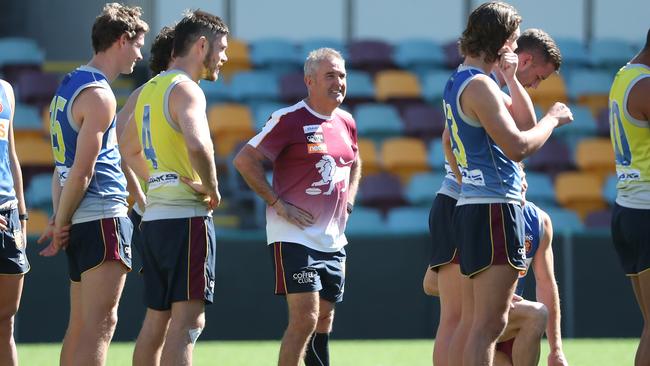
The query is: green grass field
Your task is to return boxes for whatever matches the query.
[18,338,637,365]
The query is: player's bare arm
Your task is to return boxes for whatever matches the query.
[234,145,314,229]
[346,155,362,207]
[116,86,146,209]
[497,46,537,131]
[462,75,572,161]
[627,77,650,121]
[532,212,568,366]
[169,81,220,208]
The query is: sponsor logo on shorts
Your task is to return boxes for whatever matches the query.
[209,280,215,291]
[124,245,131,259]
[292,269,318,284]
[147,172,180,190]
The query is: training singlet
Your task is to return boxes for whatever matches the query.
[0,82,16,207]
[134,70,210,221]
[49,65,128,223]
[442,65,523,205]
[609,63,650,209]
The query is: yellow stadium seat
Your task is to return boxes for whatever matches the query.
[527,73,568,111]
[575,138,615,182]
[26,209,50,238]
[15,135,53,166]
[380,137,429,183]
[358,138,380,176]
[207,103,256,157]
[375,70,421,102]
[555,171,606,220]
[219,38,251,80]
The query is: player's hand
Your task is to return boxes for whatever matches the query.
[273,200,314,229]
[497,46,518,82]
[181,177,221,209]
[548,349,569,366]
[135,191,146,212]
[0,214,7,231]
[38,217,70,257]
[546,102,573,127]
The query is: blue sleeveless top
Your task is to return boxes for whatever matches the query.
[49,65,128,223]
[0,82,15,207]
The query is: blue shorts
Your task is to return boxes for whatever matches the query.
[428,193,459,270]
[611,203,650,276]
[140,216,216,311]
[0,207,29,275]
[270,242,346,303]
[453,203,526,277]
[66,217,133,282]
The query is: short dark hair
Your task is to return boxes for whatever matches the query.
[91,3,149,54]
[172,10,229,58]
[459,1,522,64]
[516,28,562,70]
[149,26,174,74]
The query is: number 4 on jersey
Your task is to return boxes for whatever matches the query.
[141,104,158,169]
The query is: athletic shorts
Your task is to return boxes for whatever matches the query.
[140,216,216,311]
[270,242,346,303]
[495,338,514,362]
[128,209,143,271]
[66,217,133,282]
[453,203,526,277]
[0,207,29,275]
[428,193,459,270]
[611,203,650,276]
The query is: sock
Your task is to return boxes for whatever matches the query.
[304,332,330,366]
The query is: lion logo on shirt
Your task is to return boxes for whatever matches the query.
[306,155,351,195]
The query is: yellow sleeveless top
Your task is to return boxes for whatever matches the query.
[609,63,650,208]
[134,70,209,220]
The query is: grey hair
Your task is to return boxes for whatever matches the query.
[304,48,344,77]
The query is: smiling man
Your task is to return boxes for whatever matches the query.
[234,48,362,366]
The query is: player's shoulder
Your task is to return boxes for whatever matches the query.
[334,107,354,122]
[272,101,309,124]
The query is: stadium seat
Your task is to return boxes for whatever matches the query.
[589,38,637,69]
[542,206,584,234]
[555,171,606,220]
[279,71,307,103]
[402,103,445,141]
[442,40,462,69]
[207,103,256,157]
[405,172,445,206]
[594,107,610,137]
[555,38,590,69]
[526,138,575,178]
[0,37,45,68]
[386,207,430,234]
[299,38,346,59]
[553,105,598,148]
[15,135,53,166]
[584,208,612,229]
[25,172,52,210]
[342,70,375,109]
[15,70,59,109]
[427,139,447,171]
[524,171,557,207]
[229,71,279,103]
[357,172,406,213]
[13,103,44,132]
[252,102,286,131]
[393,39,445,76]
[374,70,422,103]
[200,77,232,104]
[381,137,429,183]
[357,138,380,176]
[421,70,452,102]
[345,207,388,236]
[566,69,613,116]
[354,103,403,141]
[218,38,251,80]
[249,38,301,75]
[574,138,615,182]
[26,209,50,237]
[602,174,617,206]
[348,39,394,74]
[527,73,568,111]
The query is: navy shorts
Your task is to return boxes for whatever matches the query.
[128,209,143,270]
[454,203,526,277]
[66,217,133,282]
[0,207,29,275]
[140,216,216,311]
[428,193,459,270]
[270,242,346,303]
[611,203,650,276]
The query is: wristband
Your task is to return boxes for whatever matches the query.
[346,202,353,214]
[18,213,29,221]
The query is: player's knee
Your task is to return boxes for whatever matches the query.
[0,311,15,336]
[288,310,318,335]
[478,315,509,340]
[529,303,548,333]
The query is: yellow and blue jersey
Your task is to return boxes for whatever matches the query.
[609,64,650,209]
[0,82,16,207]
[134,70,209,221]
[49,65,128,223]
[443,65,523,205]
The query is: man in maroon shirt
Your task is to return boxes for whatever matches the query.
[234,48,362,366]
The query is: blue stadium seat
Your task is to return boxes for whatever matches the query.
[230,71,279,103]
[345,207,388,236]
[299,38,346,59]
[354,103,403,140]
[566,69,613,101]
[524,172,557,207]
[589,38,637,68]
[252,102,287,131]
[0,37,45,67]
[25,173,52,211]
[344,70,375,104]
[553,105,598,148]
[405,172,445,206]
[12,103,43,131]
[421,70,451,102]
[249,38,301,74]
[555,38,590,69]
[541,206,584,235]
[602,174,617,206]
[200,77,232,104]
[386,207,430,234]
[393,39,445,77]
[427,139,446,171]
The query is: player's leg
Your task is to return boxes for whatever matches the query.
[423,267,439,296]
[0,275,23,366]
[159,300,204,366]
[493,349,513,366]
[463,266,518,366]
[133,308,171,366]
[60,282,82,365]
[448,274,473,366]
[305,298,335,366]
[503,300,547,366]
[74,261,127,365]
[279,292,319,366]
[434,263,462,366]
[631,272,650,366]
